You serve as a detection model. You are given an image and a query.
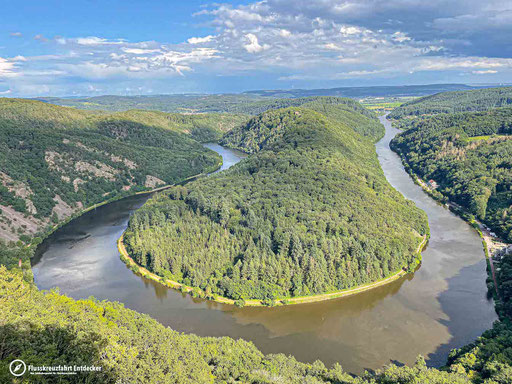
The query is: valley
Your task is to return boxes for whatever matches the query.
[1,88,511,383]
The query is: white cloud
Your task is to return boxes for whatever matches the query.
[472,70,498,74]
[279,29,292,38]
[243,33,269,53]
[122,48,161,54]
[0,57,21,78]
[187,35,215,44]
[392,31,411,42]
[34,34,48,42]
[76,37,110,45]
[414,57,511,71]
[340,25,362,36]
[324,43,343,51]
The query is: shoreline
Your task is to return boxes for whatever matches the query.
[390,136,504,297]
[28,158,222,254]
[117,233,427,307]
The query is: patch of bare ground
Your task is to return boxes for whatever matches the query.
[145,175,165,188]
[74,161,118,180]
[0,205,48,241]
[52,195,77,220]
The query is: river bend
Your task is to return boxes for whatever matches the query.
[32,124,497,374]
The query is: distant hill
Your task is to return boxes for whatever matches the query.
[34,84,504,114]
[244,83,491,98]
[0,99,224,243]
[36,94,264,114]
[389,86,512,119]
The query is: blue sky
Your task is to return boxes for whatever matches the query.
[1,0,511,96]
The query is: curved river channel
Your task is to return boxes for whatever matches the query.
[32,121,498,374]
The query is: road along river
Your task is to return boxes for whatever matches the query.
[32,126,497,374]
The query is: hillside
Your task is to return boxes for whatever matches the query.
[123,104,428,304]
[221,97,384,145]
[390,107,512,241]
[389,87,512,119]
[0,99,223,243]
[36,84,489,113]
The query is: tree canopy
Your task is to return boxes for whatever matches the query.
[124,102,428,303]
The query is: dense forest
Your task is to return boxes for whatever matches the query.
[0,99,225,242]
[390,107,512,241]
[388,87,512,119]
[124,102,428,304]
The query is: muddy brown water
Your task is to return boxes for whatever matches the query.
[32,127,497,374]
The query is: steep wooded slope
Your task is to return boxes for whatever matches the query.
[0,99,221,243]
[391,107,512,241]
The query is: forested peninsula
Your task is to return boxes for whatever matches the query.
[123,98,428,305]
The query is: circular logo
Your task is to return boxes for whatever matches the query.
[9,359,26,377]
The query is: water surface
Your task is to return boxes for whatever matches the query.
[33,126,497,374]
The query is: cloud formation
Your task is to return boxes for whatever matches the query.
[1,0,511,96]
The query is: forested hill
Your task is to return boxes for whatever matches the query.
[0,98,223,243]
[221,97,384,148]
[124,104,428,304]
[388,87,512,119]
[391,106,512,241]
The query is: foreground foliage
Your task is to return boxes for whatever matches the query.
[0,266,490,384]
[124,101,427,302]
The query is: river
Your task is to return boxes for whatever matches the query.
[32,122,497,374]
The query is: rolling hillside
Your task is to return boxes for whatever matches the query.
[0,99,223,243]
[389,87,512,119]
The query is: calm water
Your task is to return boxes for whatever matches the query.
[32,125,497,374]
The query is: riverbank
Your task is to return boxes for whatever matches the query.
[118,233,427,307]
[389,128,505,297]
[27,156,222,253]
